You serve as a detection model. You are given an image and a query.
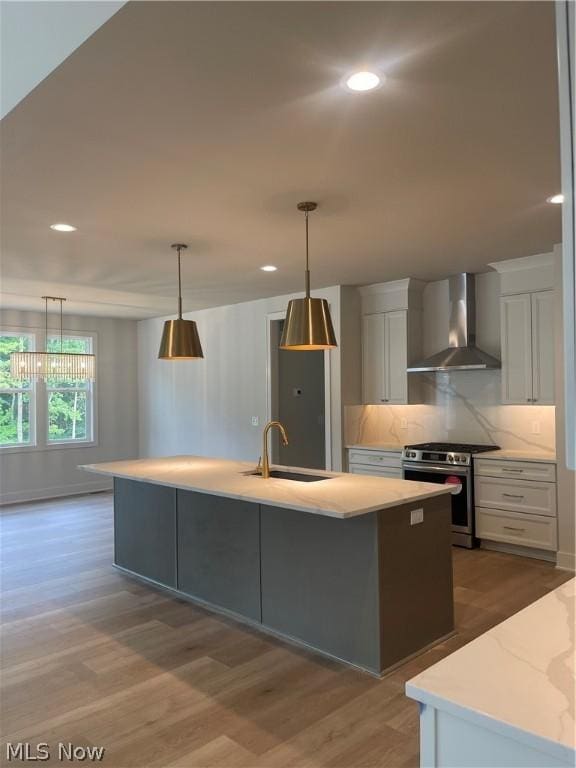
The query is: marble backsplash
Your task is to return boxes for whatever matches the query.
[345,372,556,452]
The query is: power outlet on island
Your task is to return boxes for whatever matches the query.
[410,508,424,526]
[251,416,259,427]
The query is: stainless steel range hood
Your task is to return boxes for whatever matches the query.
[407,273,500,372]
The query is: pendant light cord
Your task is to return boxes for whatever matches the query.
[44,296,48,350]
[41,296,66,352]
[304,209,311,298]
[177,245,183,319]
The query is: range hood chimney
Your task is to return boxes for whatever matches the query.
[407,273,500,372]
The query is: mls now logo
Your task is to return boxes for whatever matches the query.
[6,743,105,762]
[5,744,50,762]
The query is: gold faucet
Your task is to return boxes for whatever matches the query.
[260,421,289,478]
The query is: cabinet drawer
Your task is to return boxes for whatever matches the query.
[348,449,402,469]
[474,476,556,517]
[474,459,556,482]
[349,465,402,479]
[476,507,557,551]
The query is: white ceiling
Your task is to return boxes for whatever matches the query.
[1,1,562,319]
[0,1,126,119]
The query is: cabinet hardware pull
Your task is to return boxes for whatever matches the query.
[502,493,524,499]
[503,525,525,533]
[502,468,523,473]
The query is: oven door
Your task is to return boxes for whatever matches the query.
[402,462,473,535]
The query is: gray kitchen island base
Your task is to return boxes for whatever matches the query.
[113,478,454,676]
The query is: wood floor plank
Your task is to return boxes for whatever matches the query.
[1,492,571,767]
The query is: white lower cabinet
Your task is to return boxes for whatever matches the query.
[350,466,402,479]
[476,507,558,551]
[347,448,402,479]
[474,458,558,556]
[475,476,556,517]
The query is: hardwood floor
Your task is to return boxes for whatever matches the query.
[0,492,571,767]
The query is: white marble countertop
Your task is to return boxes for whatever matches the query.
[80,455,453,519]
[406,578,575,763]
[346,443,403,452]
[475,448,556,463]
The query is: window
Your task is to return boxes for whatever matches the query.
[46,336,93,443]
[0,328,96,451]
[0,333,35,447]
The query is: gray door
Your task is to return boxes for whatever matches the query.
[275,321,326,470]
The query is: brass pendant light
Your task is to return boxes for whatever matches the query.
[158,244,204,360]
[280,202,337,350]
[10,296,96,380]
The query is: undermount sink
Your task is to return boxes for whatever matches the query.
[244,469,332,482]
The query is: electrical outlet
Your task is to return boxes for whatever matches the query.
[400,417,408,429]
[531,421,541,435]
[251,416,259,427]
[410,508,424,525]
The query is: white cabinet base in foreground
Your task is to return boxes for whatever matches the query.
[406,579,575,768]
[418,704,570,768]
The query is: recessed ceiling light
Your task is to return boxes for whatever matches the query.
[546,194,564,205]
[260,265,278,272]
[50,223,77,232]
[345,71,382,92]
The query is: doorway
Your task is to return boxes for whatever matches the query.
[268,318,327,470]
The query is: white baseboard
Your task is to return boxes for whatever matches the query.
[555,550,576,572]
[480,540,556,563]
[0,479,113,506]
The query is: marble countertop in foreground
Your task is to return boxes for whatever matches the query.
[80,455,453,519]
[475,448,556,463]
[406,578,575,763]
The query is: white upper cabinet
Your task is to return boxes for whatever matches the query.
[359,279,424,406]
[362,310,408,404]
[501,290,554,405]
[362,313,386,404]
[501,293,533,404]
[491,252,559,407]
[384,310,408,403]
[530,291,555,404]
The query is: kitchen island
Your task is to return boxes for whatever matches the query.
[81,455,455,675]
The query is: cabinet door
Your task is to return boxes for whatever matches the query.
[260,504,381,672]
[501,294,533,404]
[362,313,385,404]
[114,479,176,588]
[531,291,555,404]
[177,491,261,622]
[384,310,408,403]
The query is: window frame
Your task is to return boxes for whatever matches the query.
[0,325,98,454]
[0,330,37,450]
[45,333,95,446]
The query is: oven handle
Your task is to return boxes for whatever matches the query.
[402,462,470,476]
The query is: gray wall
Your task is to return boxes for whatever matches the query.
[0,309,139,503]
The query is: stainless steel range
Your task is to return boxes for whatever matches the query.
[401,442,500,548]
